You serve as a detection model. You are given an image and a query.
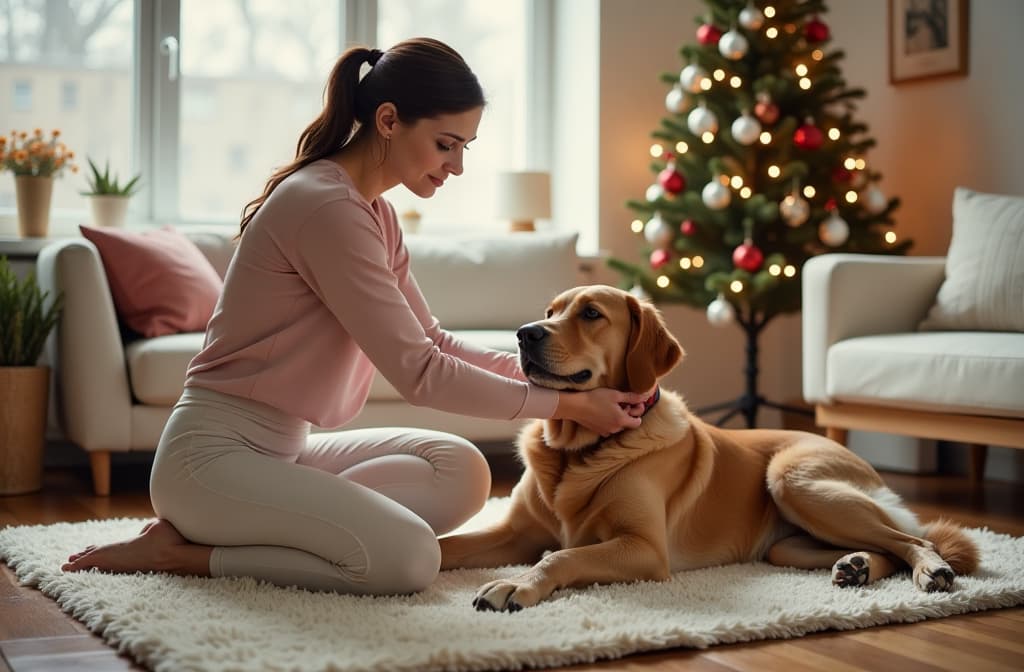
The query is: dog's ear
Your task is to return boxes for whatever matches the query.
[624,294,684,393]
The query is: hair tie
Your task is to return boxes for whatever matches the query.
[367,49,384,66]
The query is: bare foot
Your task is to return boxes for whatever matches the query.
[61,519,211,576]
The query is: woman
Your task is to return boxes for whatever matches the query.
[62,38,650,595]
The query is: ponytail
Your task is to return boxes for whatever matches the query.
[239,47,373,236]
[238,38,485,237]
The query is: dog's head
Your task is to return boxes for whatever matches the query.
[517,285,684,395]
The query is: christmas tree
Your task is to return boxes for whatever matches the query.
[609,0,910,426]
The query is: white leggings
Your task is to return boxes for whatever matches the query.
[150,386,491,594]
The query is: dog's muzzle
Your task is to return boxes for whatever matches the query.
[517,324,593,385]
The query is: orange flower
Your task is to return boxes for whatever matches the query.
[52,129,61,138]
[0,136,6,146]
[33,128,42,137]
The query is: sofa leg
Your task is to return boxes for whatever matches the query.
[826,427,848,446]
[968,443,988,485]
[89,451,112,496]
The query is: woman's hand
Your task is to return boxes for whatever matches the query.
[553,387,655,437]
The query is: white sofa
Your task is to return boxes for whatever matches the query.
[37,230,584,495]
[801,253,1024,481]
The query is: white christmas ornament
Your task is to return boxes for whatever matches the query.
[645,184,665,202]
[702,180,731,209]
[819,212,850,247]
[687,106,719,136]
[665,86,688,114]
[731,113,761,145]
[644,214,675,248]
[719,29,749,60]
[739,5,765,31]
[679,64,709,93]
[706,295,736,327]
[780,193,810,227]
[864,185,888,214]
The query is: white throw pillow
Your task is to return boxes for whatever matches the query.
[919,188,1024,333]
[406,232,580,330]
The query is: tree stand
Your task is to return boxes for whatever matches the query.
[694,309,813,428]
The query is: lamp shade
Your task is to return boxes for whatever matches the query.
[496,171,551,231]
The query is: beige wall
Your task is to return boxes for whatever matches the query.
[593,0,1024,429]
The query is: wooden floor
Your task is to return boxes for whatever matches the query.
[1,457,1023,672]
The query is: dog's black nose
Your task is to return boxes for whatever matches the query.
[517,324,547,345]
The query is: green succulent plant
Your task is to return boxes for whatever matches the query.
[81,157,141,196]
[0,256,63,366]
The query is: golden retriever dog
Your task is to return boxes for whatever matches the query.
[440,285,979,612]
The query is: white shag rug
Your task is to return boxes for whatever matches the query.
[2,498,1023,672]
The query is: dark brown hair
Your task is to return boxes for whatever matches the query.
[239,37,485,235]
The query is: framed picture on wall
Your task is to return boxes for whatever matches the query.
[889,0,969,84]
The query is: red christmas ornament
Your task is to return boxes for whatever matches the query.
[658,163,686,194]
[680,219,697,236]
[732,241,764,272]
[754,100,780,125]
[832,166,852,183]
[650,249,671,269]
[794,122,824,150]
[697,23,723,45]
[825,197,838,211]
[804,17,830,43]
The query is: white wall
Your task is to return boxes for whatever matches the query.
[589,0,1024,479]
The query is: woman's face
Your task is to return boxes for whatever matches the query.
[389,106,483,198]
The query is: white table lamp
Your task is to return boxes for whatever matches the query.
[496,171,551,232]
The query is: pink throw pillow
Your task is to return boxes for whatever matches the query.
[80,225,224,338]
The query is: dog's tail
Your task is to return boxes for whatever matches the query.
[923,518,979,575]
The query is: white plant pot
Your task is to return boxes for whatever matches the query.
[89,195,131,228]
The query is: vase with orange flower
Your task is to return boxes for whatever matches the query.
[0,129,78,238]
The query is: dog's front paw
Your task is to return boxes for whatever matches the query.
[472,578,545,612]
[832,552,871,588]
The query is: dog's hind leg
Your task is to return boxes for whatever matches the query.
[765,534,900,587]
[766,443,962,592]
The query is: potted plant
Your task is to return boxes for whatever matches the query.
[0,129,78,237]
[0,256,63,495]
[81,157,141,228]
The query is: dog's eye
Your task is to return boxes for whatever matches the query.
[545,308,554,318]
[581,306,602,321]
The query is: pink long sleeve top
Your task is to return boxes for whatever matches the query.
[185,159,559,428]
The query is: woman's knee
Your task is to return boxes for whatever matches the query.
[421,433,491,505]
[365,517,441,594]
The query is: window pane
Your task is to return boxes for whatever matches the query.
[377,0,528,233]
[0,0,133,214]
[179,0,342,222]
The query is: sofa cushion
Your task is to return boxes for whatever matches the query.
[919,188,1024,333]
[367,329,520,401]
[125,333,206,405]
[406,232,579,330]
[80,224,224,338]
[826,332,1024,418]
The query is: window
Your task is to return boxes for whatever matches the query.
[1,0,547,235]
[13,80,33,111]
[0,0,133,213]
[377,0,538,232]
[61,81,79,111]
